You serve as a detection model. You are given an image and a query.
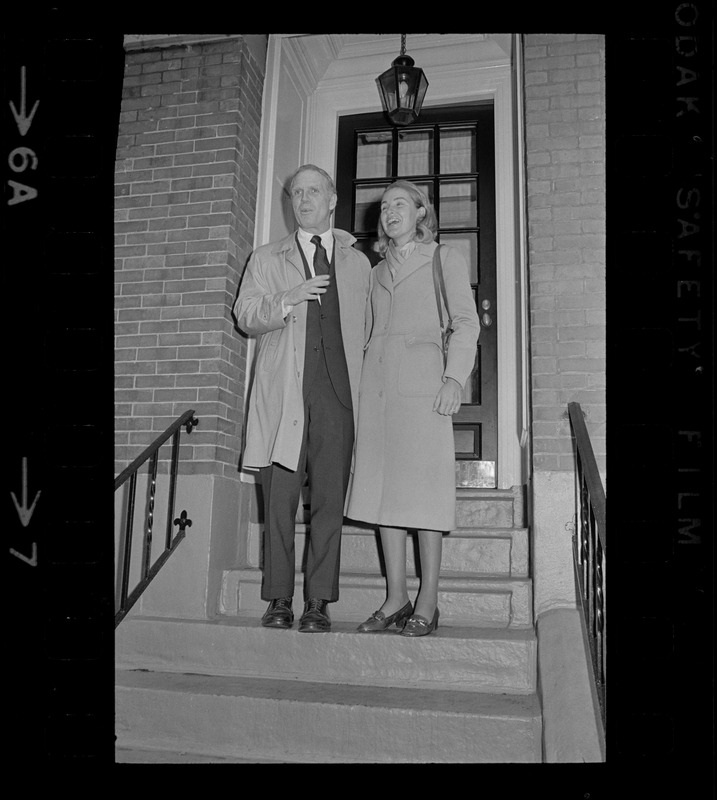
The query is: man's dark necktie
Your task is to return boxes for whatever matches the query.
[311,235,330,275]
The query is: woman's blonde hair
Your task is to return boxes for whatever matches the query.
[375,180,437,255]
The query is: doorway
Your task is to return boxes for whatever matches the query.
[335,103,498,485]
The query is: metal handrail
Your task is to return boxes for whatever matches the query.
[567,401,606,735]
[114,410,198,628]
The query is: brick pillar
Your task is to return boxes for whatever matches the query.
[522,34,606,618]
[115,35,265,476]
[114,35,267,618]
[523,33,606,477]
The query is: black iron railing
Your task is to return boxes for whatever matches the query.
[567,401,606,734]
[114,410,198,628]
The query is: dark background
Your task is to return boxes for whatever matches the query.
[2,5,712,792]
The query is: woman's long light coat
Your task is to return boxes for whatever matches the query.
[233,229,371,473]
[346,241,480,532]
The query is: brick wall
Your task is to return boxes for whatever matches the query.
[523,34,606,475]
[114,36,266,478]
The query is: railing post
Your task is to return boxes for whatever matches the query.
[114,410,198,628]
[141,451,159,581]
[118,471,138,613]
[567,401,606,734]
[165,415,198,550]
[165,429,181,551]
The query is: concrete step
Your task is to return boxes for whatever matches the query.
[115,746,287,763]
[292,487,526,529]
[115,615,537,694]
[115,669,543,763]
[248,523,529,578]
[455,487,525,528]
[219,569,533,629]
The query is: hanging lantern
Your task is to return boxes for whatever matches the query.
[376,34,429,127]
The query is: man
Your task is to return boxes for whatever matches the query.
[233,165,371,632]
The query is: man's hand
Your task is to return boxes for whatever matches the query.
[284,275,331,306]
[433,378,462,416]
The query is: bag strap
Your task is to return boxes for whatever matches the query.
[431,244,451,330]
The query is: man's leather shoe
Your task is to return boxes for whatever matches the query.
[261,597,294,629]
[298,598,331,632]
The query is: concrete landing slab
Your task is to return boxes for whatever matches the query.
[116,614,537,694]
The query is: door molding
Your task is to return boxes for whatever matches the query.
[254,34,528,489]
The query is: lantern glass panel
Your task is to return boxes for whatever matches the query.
[396,69,417,109]
[378,68,398,112]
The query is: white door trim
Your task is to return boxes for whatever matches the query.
[252,34,528,489]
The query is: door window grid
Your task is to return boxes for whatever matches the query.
[352,121,482,407]
[338,105,496,466]
[352,122,481,243]
[349,118,490,460]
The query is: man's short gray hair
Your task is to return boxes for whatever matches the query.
[289,164,337,196]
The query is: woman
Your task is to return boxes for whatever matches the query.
[346,180,480,637]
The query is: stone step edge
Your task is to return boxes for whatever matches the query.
[455,486,521,498]
[116,615,537,694]
[289,524,529,538]
[119,612,537,642]
[115,746,288,764]
[226,567,533,591]
[293,486,521,502]
[116,668,542,717]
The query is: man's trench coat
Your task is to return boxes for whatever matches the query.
[233,229,371,475]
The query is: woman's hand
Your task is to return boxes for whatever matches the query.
[433,378,462,416]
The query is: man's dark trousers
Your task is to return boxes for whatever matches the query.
[259,244,353,602]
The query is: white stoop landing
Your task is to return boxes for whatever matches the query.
[115,615,537,694]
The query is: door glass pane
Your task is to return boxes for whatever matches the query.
[439,180,477,228]
[356,131,392,179]
[453,427,476,455]
[440,127,476,173]
[354,184,387,233]
[397,128,433,176]
[439,232,479,283]
[353,238,382,267]
[414,181,434,205]
[461,349,482,405]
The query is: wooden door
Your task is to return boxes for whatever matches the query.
[335,103,498,486]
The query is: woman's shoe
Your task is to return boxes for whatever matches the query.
[400,608,440,637]
[356,601,413,632]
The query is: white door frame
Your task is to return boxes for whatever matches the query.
[251,33,529,490]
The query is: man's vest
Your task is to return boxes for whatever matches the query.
[296,234,352,409]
